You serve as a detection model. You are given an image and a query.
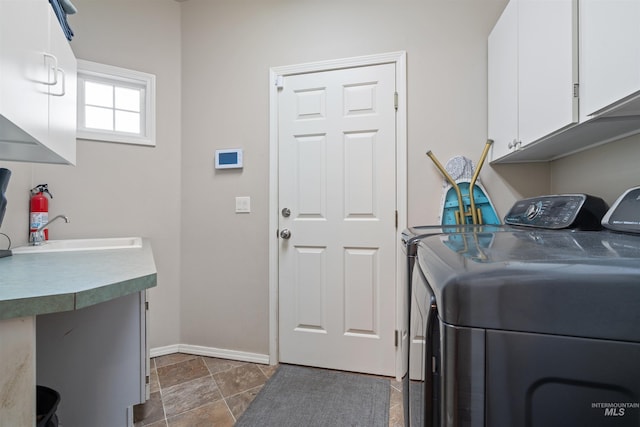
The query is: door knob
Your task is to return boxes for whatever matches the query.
[280,229,292,239]
[281,208,291,217]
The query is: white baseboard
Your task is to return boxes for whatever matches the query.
[150,344,180,358]
[150,343,270,365]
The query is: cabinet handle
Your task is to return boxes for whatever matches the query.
[50,68,66,97]
[508,139,521,150]
[43,53,59,86]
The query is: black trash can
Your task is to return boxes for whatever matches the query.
[36,385,60,427]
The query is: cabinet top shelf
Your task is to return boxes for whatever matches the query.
[491,110,640,164]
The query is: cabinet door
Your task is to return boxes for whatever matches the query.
[0,0,50,143]
[488,0,518,160]
[37,292,146,427]
[580,0,640,119]
[47,12,77,165]
[518,0,577,145]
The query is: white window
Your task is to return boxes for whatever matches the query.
[77,60,156,146]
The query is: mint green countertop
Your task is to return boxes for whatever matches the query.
[0,239,157,320]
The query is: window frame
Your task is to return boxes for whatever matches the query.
[76,59,156,146]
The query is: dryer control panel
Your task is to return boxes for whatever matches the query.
[504,194,609,230]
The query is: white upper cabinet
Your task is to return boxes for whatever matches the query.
[0,0,77,165]
[518,0,578,144]
[489,0,640,163]
[580,0,640,120]
[0,0,50,145]
[488,0,518,161]
[489,0,578,162]
[46,10,77,164]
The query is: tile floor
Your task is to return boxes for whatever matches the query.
[134,353,404,427]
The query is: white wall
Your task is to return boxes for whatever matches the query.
[0,0,183,350]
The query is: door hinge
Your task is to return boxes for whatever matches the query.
[395,210,398,229]
[145,301,149,310]
[275,75,284,89]
[394,92,398,111]
[573,83,579,98]
[394,330,400,347]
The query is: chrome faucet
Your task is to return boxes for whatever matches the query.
[30,214,70,246]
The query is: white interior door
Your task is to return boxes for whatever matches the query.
[277,62,397,376]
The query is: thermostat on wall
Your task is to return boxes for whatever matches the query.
[215,149,243,169]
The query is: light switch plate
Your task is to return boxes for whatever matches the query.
[235,196,251,213]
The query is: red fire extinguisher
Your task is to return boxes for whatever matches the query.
[30,184,53,241]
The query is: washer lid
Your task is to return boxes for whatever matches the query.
[402,224,504,246]
[416,229,640,342]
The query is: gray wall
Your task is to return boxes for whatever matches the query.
[551,134,640,206]
[8,0,637,357]
[178,0,549,355]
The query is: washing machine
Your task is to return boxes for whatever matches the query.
[403,192,640,427]
[402,223,508,427]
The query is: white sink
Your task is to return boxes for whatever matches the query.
[12,237,143,254]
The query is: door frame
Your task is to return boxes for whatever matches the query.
[268,51,407,378]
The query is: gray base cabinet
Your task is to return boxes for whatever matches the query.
[36,291,148,427]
